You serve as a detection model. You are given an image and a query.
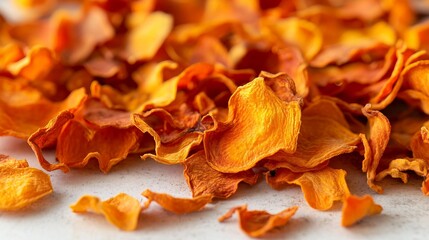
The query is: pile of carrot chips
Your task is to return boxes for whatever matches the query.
[2,0,429,236]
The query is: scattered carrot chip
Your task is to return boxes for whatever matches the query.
[218,205,298,238]
[0,156,53,211]
[266,167,350,210]
[70,193,141,231]
[141,189,212,214]
[341,195,382,227]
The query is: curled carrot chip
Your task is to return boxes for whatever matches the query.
[70,193,141,231]
[266,167,350,210]
[361,105,391,193]
[142,189,212,214]
[29,98,144,173]
[0,156,53,211]
[183,151,258,199]
[376,158,428,183]
[133,112,203,165]
[204,76,301,173]
[218,205,298,238]
[341,195,382,227]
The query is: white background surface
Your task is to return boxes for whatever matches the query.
[0,136,428,240]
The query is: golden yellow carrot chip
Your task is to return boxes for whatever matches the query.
[341,195,382,227]
[141,189,212,214]
[266,167,350,210]
[204,76,301,173]
[124,11,173,63]
[0,157,53,211]
[183,151,258,199]
[70,193,141,231]
[218,205,298,238]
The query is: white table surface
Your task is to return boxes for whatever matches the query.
[0,136,428,240]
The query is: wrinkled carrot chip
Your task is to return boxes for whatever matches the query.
[0,156,53,211]
[218,205,298,238]
[29,98,144,173]
[183,151,258,199]
[341,195,382,227]
[266,167,350,210]
[204,76,301,173]
[376,158,428,183]
[70,193,141,231]
[265,98,360,172]
[361,104,391,193]
[2,0,429,235]
[141,189,212,214]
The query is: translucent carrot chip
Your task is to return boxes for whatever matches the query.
[361,105,391,193]
[141,189,212,214]
[0,156,53,211]
[204,76,301,173]
[218,205,298,238]
[70,193,141,231]
[341,195,382,227]
[183,151,258,199]
[266,167,350,210]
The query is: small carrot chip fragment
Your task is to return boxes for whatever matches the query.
[266,167,350,210]
[341,195,382,227]
[183,151,258,199]
[218,205,298,238]
[0,156,53,211]
[70,193,141,231]
[141,189,212,214]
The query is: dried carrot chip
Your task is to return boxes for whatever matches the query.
[70,193,141,231]
[183,151,258,199]
[361,105,391,193]
[133,112,203,165]
[0,157,53,211]
[204,76,301,173]
[29,98,144,173]
[266,167,350,210]
[218,205,298,238]
[341,195,382,227]
[124,11,173,63]
[141,189,212,214]
[265,99,359,172]
[376,158,428,183]
[0,87,86,139]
